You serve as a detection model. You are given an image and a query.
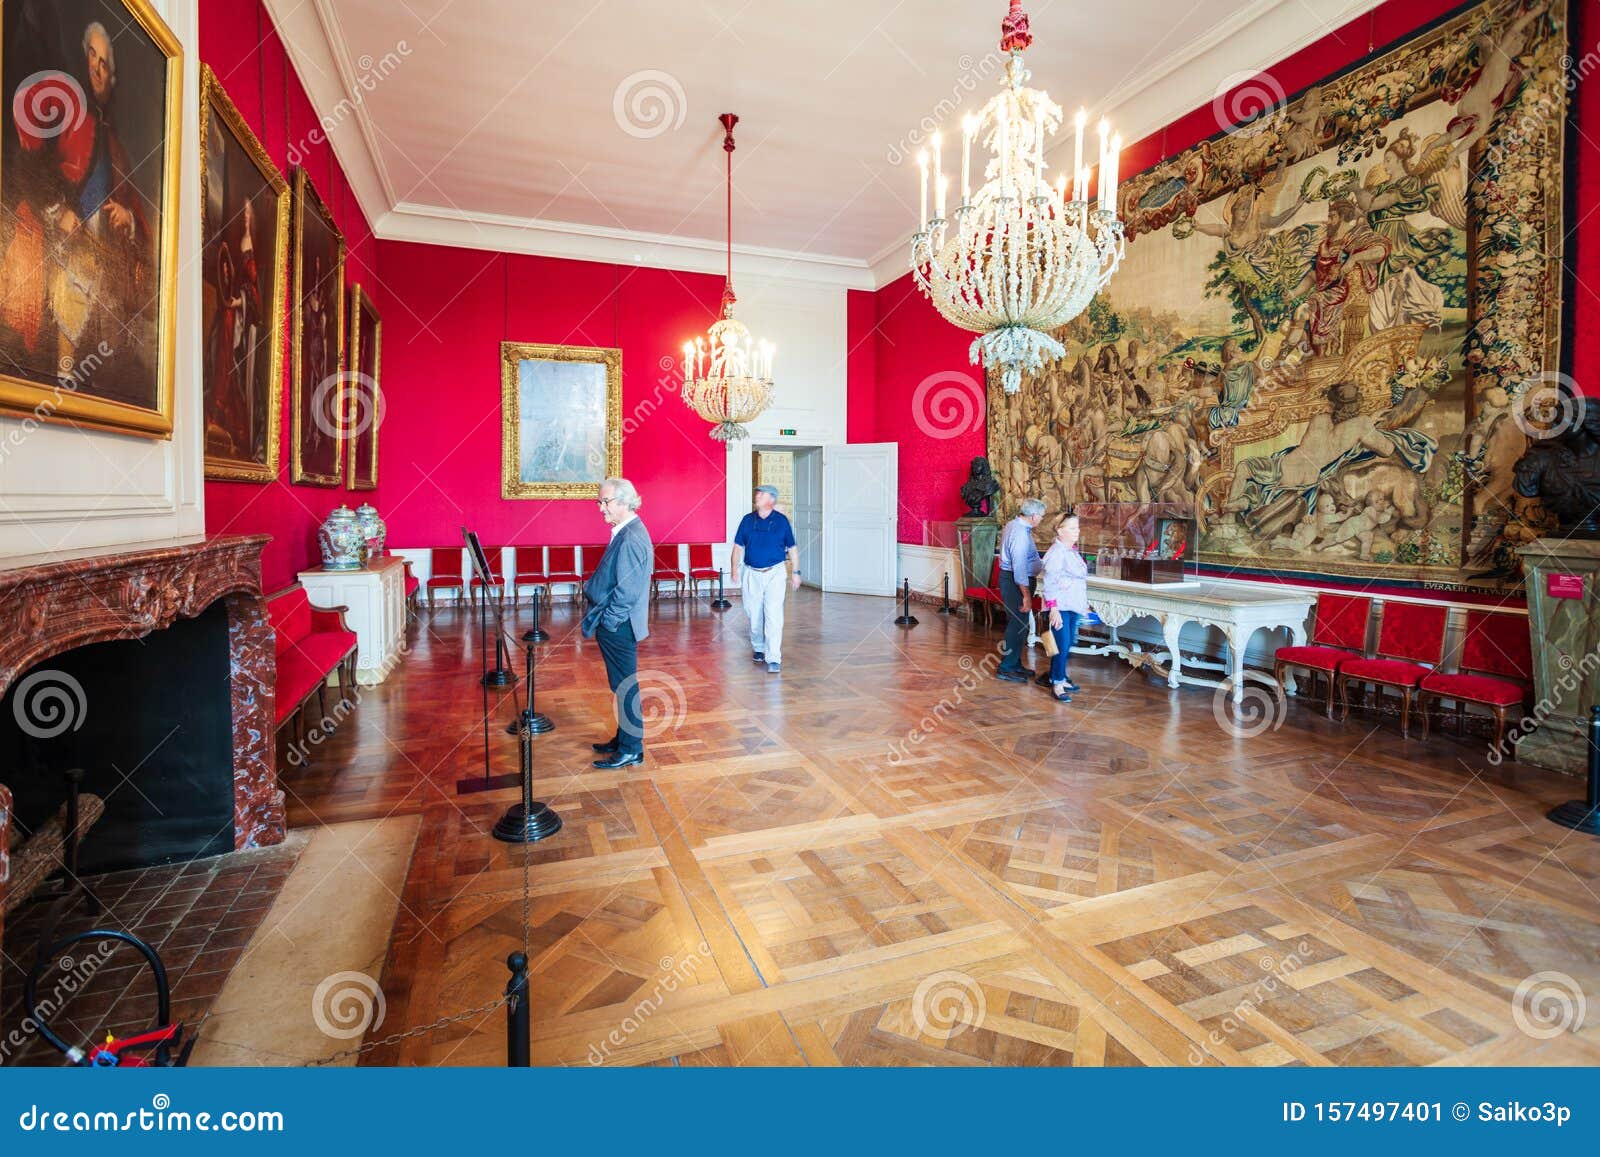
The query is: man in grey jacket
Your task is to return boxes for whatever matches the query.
[582,477,653,769]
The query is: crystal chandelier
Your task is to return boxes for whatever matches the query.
[909,0,1125,393]
[681,113,774,441]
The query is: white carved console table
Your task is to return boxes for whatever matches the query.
[1074,576,1317,702]
[297,555,408,685]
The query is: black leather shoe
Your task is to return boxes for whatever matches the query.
[996,668,1029,683]
[591,740,620,754]
[1034,670,1053,687]
[752,651,765,663]
[592,751,644,769]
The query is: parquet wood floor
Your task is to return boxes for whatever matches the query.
[275,590,1600,1066]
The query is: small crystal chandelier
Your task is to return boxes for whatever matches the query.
[681,113,774,441]
[909,0,1126,393]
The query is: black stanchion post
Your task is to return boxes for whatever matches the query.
[894,578,919,628]
[505,952,530,1067]
[522,584,549,643]
[480,587,515,688]
[711,567,731,610]
[938,571,957,614]
[507,636,555,735]
[493,719,562,842]
[1548,704,1600,835]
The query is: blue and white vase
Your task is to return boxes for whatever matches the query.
[354,503,386,557]
[318,506,366,571]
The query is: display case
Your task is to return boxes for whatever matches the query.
[1075,502,1196,584]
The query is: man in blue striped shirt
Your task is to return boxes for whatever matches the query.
[996,498,1047,682]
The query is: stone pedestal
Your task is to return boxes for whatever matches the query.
[957,514,1000,592]
[1515,538,1600,774]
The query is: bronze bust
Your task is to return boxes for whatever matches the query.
[959,456,1002,517]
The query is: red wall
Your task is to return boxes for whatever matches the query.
[369,243,727,551]
[857,0,1600,545]
[199,0,383,590]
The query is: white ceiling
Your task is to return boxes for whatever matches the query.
[269,0,1385,286]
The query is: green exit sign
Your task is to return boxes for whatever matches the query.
[779,428,797,436]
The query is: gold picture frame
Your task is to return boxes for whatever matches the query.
[345,284,381,491]
[0,0,183,438]
[501,341,621,500]
[289,166,346,486]
[199,64,289,483]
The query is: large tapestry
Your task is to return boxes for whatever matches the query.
[989,0,1570,589]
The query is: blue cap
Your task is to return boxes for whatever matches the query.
[754,484,779,498]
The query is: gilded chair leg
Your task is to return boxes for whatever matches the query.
[1420,692,1431,739]
[1323,671,1336,719]
[1337,674,1351,722]
[1400,687,1413,738]
[1492,706,1507,753]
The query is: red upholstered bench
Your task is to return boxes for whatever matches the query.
[1418,609,1533,749]
[966,556,1004,627]
[1272,592,1372,718]
[267,585,358,743]
[1337,600,1448,738]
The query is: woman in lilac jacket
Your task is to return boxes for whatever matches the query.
[1038,512,1090,703]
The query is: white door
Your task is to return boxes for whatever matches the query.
[821,442,897,595]
[792,449,824,586]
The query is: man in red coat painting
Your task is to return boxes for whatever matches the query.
[6,20,152,387]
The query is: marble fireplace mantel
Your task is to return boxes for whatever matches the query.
[0,535,284,971]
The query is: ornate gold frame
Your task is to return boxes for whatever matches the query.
[345,283,381,491]
[0,0,182,438]
[199,65,288,483]
[289,166,346,486]
[500,341,622,500]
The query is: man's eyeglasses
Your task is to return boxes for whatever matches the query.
[597,496,617,507]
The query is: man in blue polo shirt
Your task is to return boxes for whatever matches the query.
[731,484,801,674]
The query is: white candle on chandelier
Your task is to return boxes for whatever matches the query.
[1073,108,1086,193]
[1055,172,1067,211]
[917,150,928,231]
[937,176,948,225]
[760,340,773,380]
[961,115,977,205]
[1097,119,1109,193]
[682,341,693,382]
[1107,133,1123,212]
[931,133,943,220]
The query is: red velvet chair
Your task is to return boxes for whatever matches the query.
[426,547,464,607]
[1418,610,1533,749]
[511,545,547,605]
[468,546,508,604]
[402,559,419,619]
[651,543,686,600]
[1337,600,1449,738]
[687,543,721,596]
[545,546,583,604]
[965,556,1004,628]
[1272,592,1372,717]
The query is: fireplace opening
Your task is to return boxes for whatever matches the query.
[1,600,236,873]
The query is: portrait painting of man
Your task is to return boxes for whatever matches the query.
[0,0,181,436]
[200,65,287,482]
[290,166,345,487]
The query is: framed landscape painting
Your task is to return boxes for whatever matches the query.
[345,284,381,491]
[200,65,288,482]
[500,341,621,500]
[289,167,345,486]
[0,0,183,437]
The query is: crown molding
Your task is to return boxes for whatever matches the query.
[376,202,877,289]
[265,0,1391,293]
